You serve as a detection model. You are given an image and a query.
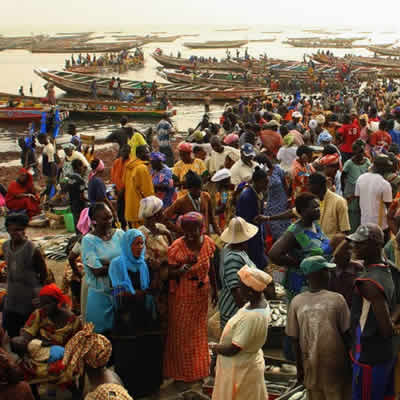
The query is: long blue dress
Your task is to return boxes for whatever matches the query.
[236,186,268,269]
[81,229,124,333]
[265,165,290,241]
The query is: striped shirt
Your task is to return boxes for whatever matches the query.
[218,249,256,330]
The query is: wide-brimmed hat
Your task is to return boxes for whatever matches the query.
[220,217,258,244]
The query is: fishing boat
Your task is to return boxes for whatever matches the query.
[215,28,249,32]
[152,52,247,71]
[34,69,267,101]
[31,41,140,54]
[261,31,282,34]
[0,92,176,119]
[160,69,265,88]
[312,53,400,68]
[183,40,248,49]
[367,46,400,57]
[248,38,276,43]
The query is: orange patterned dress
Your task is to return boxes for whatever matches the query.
[164,235,215,382]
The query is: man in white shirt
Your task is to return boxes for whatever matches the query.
[208,136,240,176]
[355,155,393,240]
[230,143,258,187]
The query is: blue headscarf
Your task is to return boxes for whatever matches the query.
[109,229,155,315]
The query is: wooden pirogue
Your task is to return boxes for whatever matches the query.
[152,53,248,71]
[183,40,248,49]
[31,41,141,53]
[0,92,176,119]
[367,46,400,57]
[34,69,267,101]
[312,53,400,68]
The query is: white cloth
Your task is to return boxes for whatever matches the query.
[230,160,258,187]
[208,147,240,175]
[277,146,298,172]
[43,142,55,163]
[67,150,90,169]
[355,172,392,230]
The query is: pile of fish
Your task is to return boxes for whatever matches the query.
[270,301,287,328]
[33,234,75,261]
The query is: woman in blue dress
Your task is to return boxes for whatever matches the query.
[265,164,291,241]
[81,203,123,334]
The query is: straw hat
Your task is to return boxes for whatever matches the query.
[220,217,258,244]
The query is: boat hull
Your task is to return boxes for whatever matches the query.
[0,108,43,121]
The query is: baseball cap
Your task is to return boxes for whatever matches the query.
[241,143,256,157]
[300,256,336,275]
[346,223,384,244]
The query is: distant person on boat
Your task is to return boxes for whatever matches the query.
[29,83,33,96]
[18,86,24,96]
[46,83,56,105]
[5,168,41,219]
[91,80,97,98]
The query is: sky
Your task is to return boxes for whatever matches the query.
[1,0,399,28]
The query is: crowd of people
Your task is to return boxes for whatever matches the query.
[3,79,400,400]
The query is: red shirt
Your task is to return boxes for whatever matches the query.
[337,123,360,153]
[369,130,392,148]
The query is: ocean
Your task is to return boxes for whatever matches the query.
[0,23,397,155]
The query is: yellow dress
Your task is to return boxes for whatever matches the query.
[124,158,154,227]
[172,158,206,198]
[212,305,270,400]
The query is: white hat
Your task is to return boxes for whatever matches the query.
[292,111,302,119]
[309,119,318,130]
[211,168,231,183]
[220,217,259,244]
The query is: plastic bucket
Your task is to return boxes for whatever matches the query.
[64,213,75,233]
[53,206,71,215]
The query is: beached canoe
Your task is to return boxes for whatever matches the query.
[160,69,265,88]
[152,53,248,71]
[183,40,248,49]
[31,41,141,54]
[0,92,176,119]
[34,69,267,101]
[367,46,400,57]
[312,53,400,69]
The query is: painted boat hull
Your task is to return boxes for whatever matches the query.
[0,107,43,121]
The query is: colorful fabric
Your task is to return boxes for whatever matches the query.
[108,229,151,299]
[150,152,166,162]
[291,159,316,200]
[164,235,215,382]
[177,142,193,153]
[179,211,204,226]
[172,158,206,197]
[237,265,272,292]
[5,169,40,218]
[223,133,239,145]
[62,323,111,381]
[77,208,91,235]
[124,158,154,226]
[127,132,146,158]
[151,166,175,208]
[138,195,163,220]
[111,157,130,192]
[23,308,82,347]
[39,283,71,307]
[85,383,133,400]
[319,153,340,166]
[88,159,104,180]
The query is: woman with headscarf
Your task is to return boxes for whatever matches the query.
[5,169,41,218]
[164,212,217,384]
[11,284,82,380]
[62,323,133,400]
[277,134,298,172]
[62,143,89,179]
[150,151,175,208]
[138,196,172,333]
[81,203,124,334]
[88,159,117,221]
[210,265,272,400]
[109,229,163,398]
[172,142,206,198]
[0,327,35,400]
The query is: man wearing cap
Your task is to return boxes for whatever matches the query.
[286,111,305,134]
[286,256,351,400]
[347,223,397,400]
[230,144,259,187]
[355,155,393,242]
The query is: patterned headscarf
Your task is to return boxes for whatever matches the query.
[138,195,163,220]
[177,211,204,230]
[238,265,272,292]
[88,159,105,180]
[177,142,193,153]
[62,323,111,379]
[223,133,239,145]
[150,152,166,162]
[86,383,133,400]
